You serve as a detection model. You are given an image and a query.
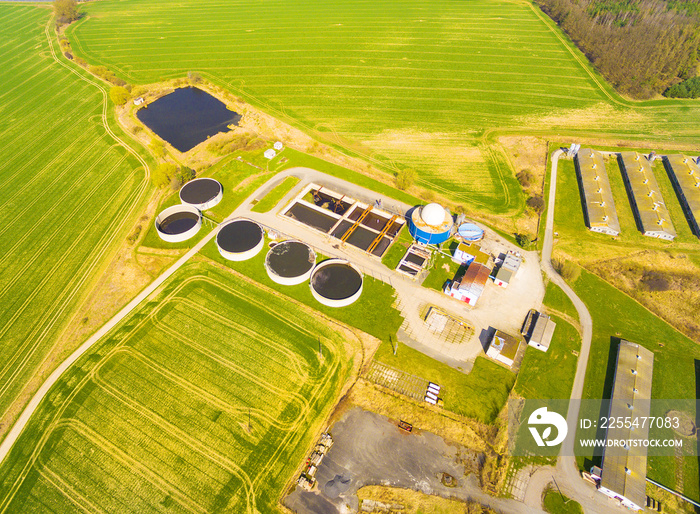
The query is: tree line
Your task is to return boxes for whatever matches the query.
[534,0,700,99]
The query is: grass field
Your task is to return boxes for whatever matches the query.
[571,269,700,499]
[0,5,148,438]
[374,341,515,423]
[251,176,300,213]
[201,237,404,342]
[65,0,700,215]
[543,488,583,514]
[514,315,580,400]
[0,262,353,513]
[421,250,462,292]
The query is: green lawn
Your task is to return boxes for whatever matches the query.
[543,488,583,514]
[514,315,580,400]
[0,5,148,435]
[251,176,300,213]
[381,226,413,270]
[543,281,579,322]
[374,342,515,423]
[0,262,353,513]
[421,250,463,292]
[201,237,403,342]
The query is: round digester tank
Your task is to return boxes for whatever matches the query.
[310,259,363,307]
[216,219,264,261]
[179,177,223,210]
[407,203,453,244]
[155,204,202,243]
[265,240,316,285]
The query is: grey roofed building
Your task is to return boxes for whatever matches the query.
[527,312,556,352]
[598,340,654,512]
[618,152,676,240]
[575,149,621,236]
[663,154,700,239]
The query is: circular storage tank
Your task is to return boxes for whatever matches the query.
[408,203,453,245]
[216,219,264,261]
[155,204,202,243]
[457,222,484,242]
[179,178,223,210]
[265,240,316,285]
[310,259,363,308]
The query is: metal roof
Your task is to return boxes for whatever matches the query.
[619,152,676,239]
[575,149,621,235]
[490,330,521,360]
[501,253,521,272]
[663,154,700,237]
[529,313,556,349]
[456,262,490,298]
[495,266,513,284]
[600,340,654,510]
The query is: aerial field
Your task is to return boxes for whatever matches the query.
[61,0,655,212]
[0,263,352,513]
[67,0,700,210]
[0,5,147,439]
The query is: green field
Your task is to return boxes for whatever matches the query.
[0,5,148,436]
[251,176,300,213]
[514,315,580,400]
[62,0,700,215]
[0,262,352,513]
[374,342,515,423]
[201,238,403,343]
[571,270,700,498]
[543,488,583,514]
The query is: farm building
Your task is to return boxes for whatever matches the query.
[444,263,490,305]
[663,154,700,238]
[408,203,453,244]
[618,152,676,240]
[134,97,144,106]
[274,141,284,150]
[491,252,521,288]
[486,330,521,367]
[574,149,621,236]
[264,149,277,160]
[523,311,556,352]
[597,340,654,512]
[452,242,489,266]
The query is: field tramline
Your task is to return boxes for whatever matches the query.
[0,264,352,513]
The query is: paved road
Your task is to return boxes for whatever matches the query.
[534,149,624,513]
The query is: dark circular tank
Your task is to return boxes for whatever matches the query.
[217,219,263,253]
[265,240,316,284]
[159,211,199,235]
[310,261,363,301]
[179,177,222,209]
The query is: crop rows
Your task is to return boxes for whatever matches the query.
[66,0,620,210]
[0,265,349,513]
[0,5,147,433]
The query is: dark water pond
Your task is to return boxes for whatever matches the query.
[137,87,241,152]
